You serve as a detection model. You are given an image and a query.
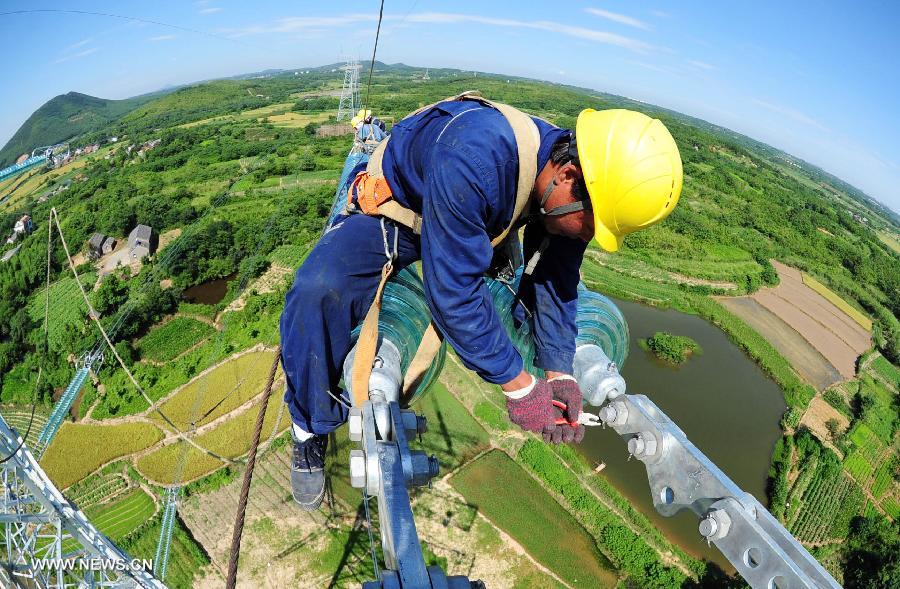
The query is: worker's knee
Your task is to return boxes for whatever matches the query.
[292,263,345,307]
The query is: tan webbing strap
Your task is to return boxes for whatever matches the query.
[485,100,540,246]
[350,261,393,407]
[378,200,422,234]
[401,323,443,397]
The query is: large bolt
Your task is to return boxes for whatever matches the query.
[429,455,440,478]
[627,432,658,460]
[699,509,731,542]
[349,450,365,488]
[599,400,628,426]
[698,516,718,538]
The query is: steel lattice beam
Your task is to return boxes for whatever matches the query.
[0,414,166,588]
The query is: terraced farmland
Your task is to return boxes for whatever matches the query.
[40,421,164,489]
[193,393,286,459]
[136,316,216,362]
[150,349,279,431]
[83,488,157,542]
[27,272,97,354]
[136,441,224,485]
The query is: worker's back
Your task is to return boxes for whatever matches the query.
[377,100,565,239]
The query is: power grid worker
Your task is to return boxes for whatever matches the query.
[280,95,683,510]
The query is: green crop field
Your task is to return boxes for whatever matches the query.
[119,515,209,589]
[871,355,900,385]
[135,440,224,484]
[882,496,900,519]
[414,382,491,471]
[790,455,865,543]
[844,450,875,484]
[136,316,216,362]
[41,422,164,489]
[27,272,97,354]
[452,450,619,587]
[67,471,129,510]
[150,350,279,431]
[267,243,311,268]
[848,424,883,462]
[870,457,897,499]
[83,488,156,542]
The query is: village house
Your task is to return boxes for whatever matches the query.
[128,224,157,260]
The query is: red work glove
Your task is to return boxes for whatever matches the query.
[505,377,556,434]
[542,376,585,445]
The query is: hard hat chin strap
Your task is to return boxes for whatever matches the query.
[539,176,592,217]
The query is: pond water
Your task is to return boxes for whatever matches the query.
[182,273,237,305]
[577,297,787,570]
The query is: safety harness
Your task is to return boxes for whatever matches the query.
[348,91,543,408]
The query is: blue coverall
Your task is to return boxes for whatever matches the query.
[280,100,588,434]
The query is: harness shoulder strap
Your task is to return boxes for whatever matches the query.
[365,91,541,243]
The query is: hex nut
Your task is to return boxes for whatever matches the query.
[348,409,362,442]
[349,450,365,488]
[628,432,658,459]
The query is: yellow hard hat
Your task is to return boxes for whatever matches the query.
[576,109,683,252]
[356,109,372,119]
[350,115,361,128]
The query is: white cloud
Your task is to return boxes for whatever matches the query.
[224,14,377,36]
[200,7,222,14]
[584,8,652,31]
[688,60,715,70]
[148,34,177,42]
[54,47,99,64]
[406,12,654,53]
[64,37,94,52]
[651,10,670,18]
[626,59,683,77]
[226,12,653,53]
[752,99,830,132]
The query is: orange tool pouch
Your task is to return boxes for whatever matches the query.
[348,171,394,216]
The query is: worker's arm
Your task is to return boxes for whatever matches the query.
[419,141,524,385]
[519,222,588,375]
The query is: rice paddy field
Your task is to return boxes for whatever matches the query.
[135,440,224,485]
[149,349,279,431]
[40,421,164,489]
[192,393,287,459]
[876,229,900,254]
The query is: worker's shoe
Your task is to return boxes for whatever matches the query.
[291,433,328,511]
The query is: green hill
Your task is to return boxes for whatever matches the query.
[0,91,159,167]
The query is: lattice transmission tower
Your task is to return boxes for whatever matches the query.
[0,414,165,588]
[336,58,361,122]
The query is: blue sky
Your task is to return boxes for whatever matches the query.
[2,1,898,213]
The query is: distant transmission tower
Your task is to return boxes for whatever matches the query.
[337,58,361,121]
